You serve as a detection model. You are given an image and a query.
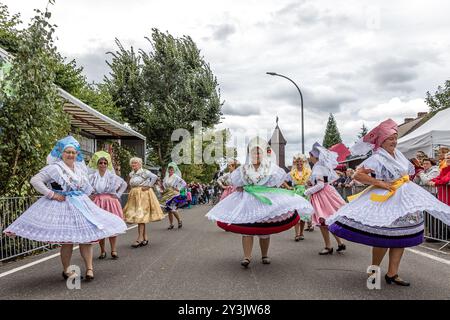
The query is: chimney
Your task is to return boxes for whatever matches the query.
[417,112,427,118]
[404,118,414,123]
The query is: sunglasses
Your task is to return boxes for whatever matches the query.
[98,161,108,165]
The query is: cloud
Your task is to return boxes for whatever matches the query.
[209,23,236,41]
[371,58,420,92]
[268,85,356,113]
[66,48,111,83]
[222,103,262,116]
[357,97,428,121]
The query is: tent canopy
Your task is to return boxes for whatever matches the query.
[397,107,450,158]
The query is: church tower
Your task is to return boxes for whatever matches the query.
[269,117,288,172]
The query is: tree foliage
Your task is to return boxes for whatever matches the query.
[426,80,450,112]
[0,3,22,54]
[322,113,342,149]
[357,123,368,139]
[105,28,223,167]
[0,4,70,196]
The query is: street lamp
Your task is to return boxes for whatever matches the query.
[266,72,305,154]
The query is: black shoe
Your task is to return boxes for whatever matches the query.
[141,240,149,246]
[111,251,119,259]
[98,252,107,259]
[178,221,183,229]
[131,241,142,248]
[85,269,94,281]
[167,225,174,230]
[261,256,271,264]
[63,271,83,280]
[385,274,410,286]
[240,258,251,268]
[336,244,346,253]
[319,247,333,255]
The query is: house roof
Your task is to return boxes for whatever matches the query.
[58,88,145,140]
[398,115,428,138]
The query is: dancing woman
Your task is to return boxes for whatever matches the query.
[4,136,127,281]
[328,119,450,286]
[217,159,240,201]
[206,137,314,268]
[123,157,165,248]
[305,142,346,255]
[88,151,127,260]
[284,154,312,241]
[159,162,187,229]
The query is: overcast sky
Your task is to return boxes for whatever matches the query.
[4,0,450,164]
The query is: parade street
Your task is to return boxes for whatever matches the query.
[0,204,449,300]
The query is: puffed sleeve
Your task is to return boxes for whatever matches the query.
[30,166,54,199]
[81,177,94,195]
[230,167,245,187]
[175,176,187,190]
[114,175,128,198]
[284,172,293,183]
[141,170,157,187]
[265,166,288,187]
[357,155,383,179]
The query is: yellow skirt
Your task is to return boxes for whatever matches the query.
[123,187,165,224]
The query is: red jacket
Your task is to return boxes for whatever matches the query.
[431,166,450,205]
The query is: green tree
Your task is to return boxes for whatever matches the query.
[426,80,450,112]
[0,3,22,54]
[322,113,342,148]
[176,129,234,183]
[104,39,144,126]
[0,3,70,196]
[106,29,223,167]
[357,123,368,139]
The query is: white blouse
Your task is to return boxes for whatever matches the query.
[89,170,127,198]
[30,162,94,199]
[163,174,186,190]
[230,163,287,187]
[129,169,158,188]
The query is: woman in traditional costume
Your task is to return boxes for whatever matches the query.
[88,151,127,260]
[4,136,127,281]
[217,159,240,201]
[284,154,312,241]
[305,142,346,255]
[206,137,314,268]
[159,162,187,229]
[123,157,165,248]
[328,119,450,286]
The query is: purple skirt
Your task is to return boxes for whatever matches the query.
[329,216,424,248]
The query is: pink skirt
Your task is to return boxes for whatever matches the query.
[310,184,345,226]
[220,186,237,201]
[93,194,124,220]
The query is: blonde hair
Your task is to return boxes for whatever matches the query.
[129,157,143,166]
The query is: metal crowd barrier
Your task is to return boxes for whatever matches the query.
[0,196,55,262]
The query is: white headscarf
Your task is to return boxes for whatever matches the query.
[309,142,339,183]
[240,137,278,185]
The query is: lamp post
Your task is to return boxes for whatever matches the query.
[266,72,305,154]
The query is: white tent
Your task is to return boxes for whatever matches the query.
[397,107,450,158]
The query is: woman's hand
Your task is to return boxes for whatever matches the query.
[376,180,395,191]
[428,181,436,187]
[52,193,65,202]
[236,186,244,192]
[141,187,150,191]
[89,194,95,201]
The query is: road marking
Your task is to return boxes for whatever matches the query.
[0,225,138,279]
[406,248,450,266]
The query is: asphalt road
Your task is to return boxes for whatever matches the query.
[1,204,450,300]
